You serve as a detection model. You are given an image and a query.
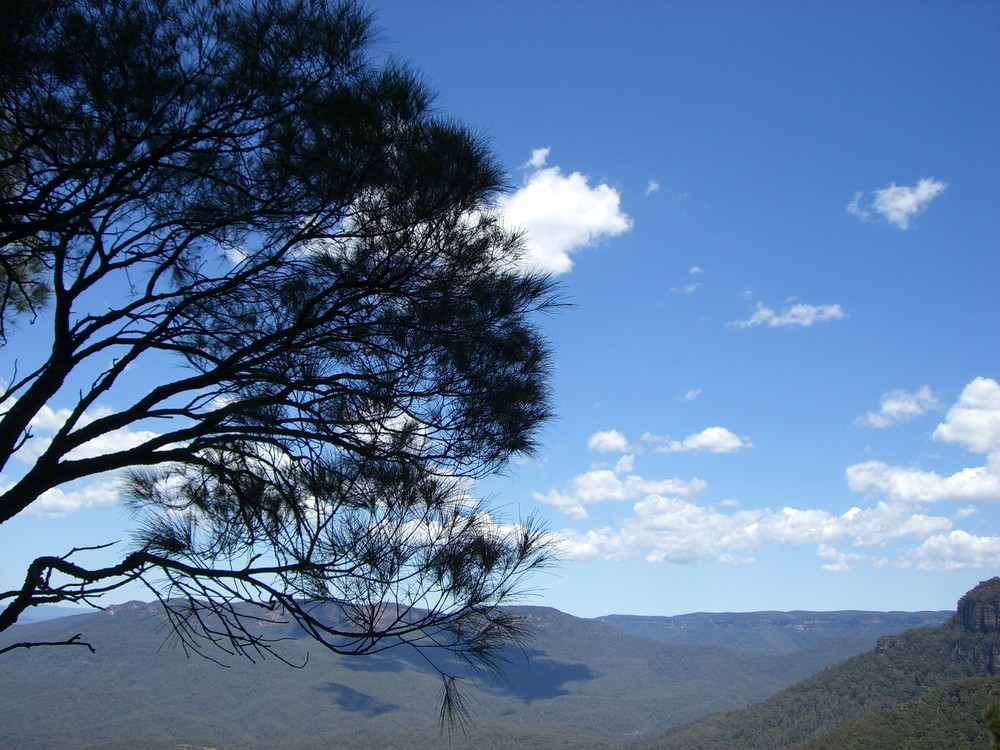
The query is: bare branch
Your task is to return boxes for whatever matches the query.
[0,633,96,657]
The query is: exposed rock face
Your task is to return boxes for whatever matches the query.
[952,577,1000,634]
[944,578,1000,675]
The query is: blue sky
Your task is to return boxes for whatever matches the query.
[3,0,999,619]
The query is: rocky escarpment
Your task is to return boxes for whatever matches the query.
[942,577,1000,674]
[951,577,1000,634]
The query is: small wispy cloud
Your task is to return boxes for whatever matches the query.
[684,388,702,402]
[858,385,940,429]
[670,282,701,294]
[728,301,847,328]
[524,147,550,169]
[671,266,704,294]
[646,180,660,195]
[848,178,947,230]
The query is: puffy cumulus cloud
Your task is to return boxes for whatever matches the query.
[547,380,1000,572]
[652,427,752,454]
[932,377,1000,456]
[21,478,121,518]
[3,400,166,518]
[498,149,632,274]
[728,301,847,328]
[555,493,952,564]
[847,377,1000,505]
[553,498,756,564]
[846,461,1000,503]
[533,465,706,521]
[858,385,940,429]
[13,404,161,464]
[614,454,635,474]
[848,178,948,229]
[587,429,630,454]
[895,530,1000,571]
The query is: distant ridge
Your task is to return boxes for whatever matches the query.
[12,604,91,624]
[599,610,949,654]
[647,577,1000,750]
[0,600,952,749]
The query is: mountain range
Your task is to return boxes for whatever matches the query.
[2,583,994,749]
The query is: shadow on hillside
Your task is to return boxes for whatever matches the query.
[485,654,598,703]
[326,644,598,704]
[314,681,399,716]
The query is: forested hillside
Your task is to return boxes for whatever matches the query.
[648,578,1000,750]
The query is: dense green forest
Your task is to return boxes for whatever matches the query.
[793,677,1000,750]
[648,579,1000,750]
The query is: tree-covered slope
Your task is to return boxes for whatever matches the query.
[793,676,1000,750]
[647,578,1000,750]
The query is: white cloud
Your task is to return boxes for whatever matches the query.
[670,282,701,294]
[14,404,162,464]
[847,377,1000,505]
[673,266,705,293]
[614,454,635,474]
[858,385,940,429]
[645,180,660,195]
[555,492,952,564]
[683,388,702,402]
[848,178,948,229]
[3,400,166,517]
[817,544,868,572]
[846,192,869,222]
[533,463,706,520]
[498,150,633,274]
[21,478,121,518]
[846,460,1000,503]
[654,427,752,454]
[728,301,847,328]
[932,377,1000,455]
[524,147,550,169]
[895,530,1000,571]
[548,381,1000,572]
[587,429,630,454]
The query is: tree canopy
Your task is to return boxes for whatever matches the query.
[0,0,558,716]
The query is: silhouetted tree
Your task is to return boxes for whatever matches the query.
[0,0,557,719]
